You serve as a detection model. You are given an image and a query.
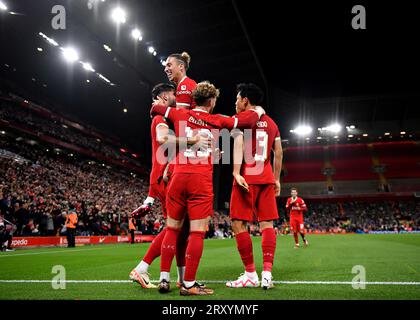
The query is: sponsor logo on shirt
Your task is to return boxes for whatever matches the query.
[256,121,268,128]
[177,90,192,95]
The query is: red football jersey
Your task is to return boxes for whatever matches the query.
[149,115,169,184]
[286,197,307,218]
[151,105,261,175]
[176,76,197,109]
[234,114,281,185]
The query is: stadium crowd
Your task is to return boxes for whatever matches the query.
[0,136,163,239]
[299,201,420,233]
[0,98,139,165]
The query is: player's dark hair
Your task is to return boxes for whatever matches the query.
[168,51,191,70]
[151,83,176,100]
[236,83,264,105]
[291,187,298,192]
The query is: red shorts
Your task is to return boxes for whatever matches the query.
[230,184,279,222]
[149,179,168,219]
[290,215,304,233]
[166,173,214,221]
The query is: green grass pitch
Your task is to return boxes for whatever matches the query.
[1,234,420,300]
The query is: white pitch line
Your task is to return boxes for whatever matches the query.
[0,280,419,286]
[0,247,110,258]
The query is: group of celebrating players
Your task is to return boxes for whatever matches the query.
[128,51,309,296]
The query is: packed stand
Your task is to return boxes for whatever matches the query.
[0,97,141,165]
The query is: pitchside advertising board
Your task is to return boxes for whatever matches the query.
[11,235,156,248]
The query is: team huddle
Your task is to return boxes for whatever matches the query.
[128,52,309,296]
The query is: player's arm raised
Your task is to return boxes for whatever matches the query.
[273,138,283,197]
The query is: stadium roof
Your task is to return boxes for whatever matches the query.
[1,0,419,160]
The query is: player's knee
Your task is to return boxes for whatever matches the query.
[167,217,184,229]
[232,220,247,234]
[260,220,274,230]
[189,218,208,232]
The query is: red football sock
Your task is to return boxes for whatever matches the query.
[293,232,299,244]
[235,231,255,272]
[184,231,206,282]
[143,227,167,265]
[160,227,180,272]
[262,228,276,272]
[176,222,189,267]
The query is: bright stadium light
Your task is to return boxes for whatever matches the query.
[0,1,7,11]
[103,44,112,52]
[37,47,43,52]
[384,132,390,136]
[131,28,142,41]
[148,46,155,54]
[81,62,95,72]
[97,73,112,84]
[39,32,59,47]
[400,131,406,135]
[111,7,126,24]
[61,47,79,63]
[325,123,342,133]
[290,125,313,136]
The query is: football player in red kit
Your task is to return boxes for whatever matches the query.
[132,51,196,214]
[286,188,309,248]
[164,51,197,109]
[130,52,198,288]
[129,83,208,288]
[150,81,266,296]
[226,83,283,290]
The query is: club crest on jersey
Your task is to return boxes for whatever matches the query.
[181,85,187,90]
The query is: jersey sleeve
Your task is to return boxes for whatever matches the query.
[153,115,169,128]
[230,128,243,139]
[274,125,281,141]
[163,107,185,123]
[300,199,308,212]
[233,109,260,129]
[150,104,168,118]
